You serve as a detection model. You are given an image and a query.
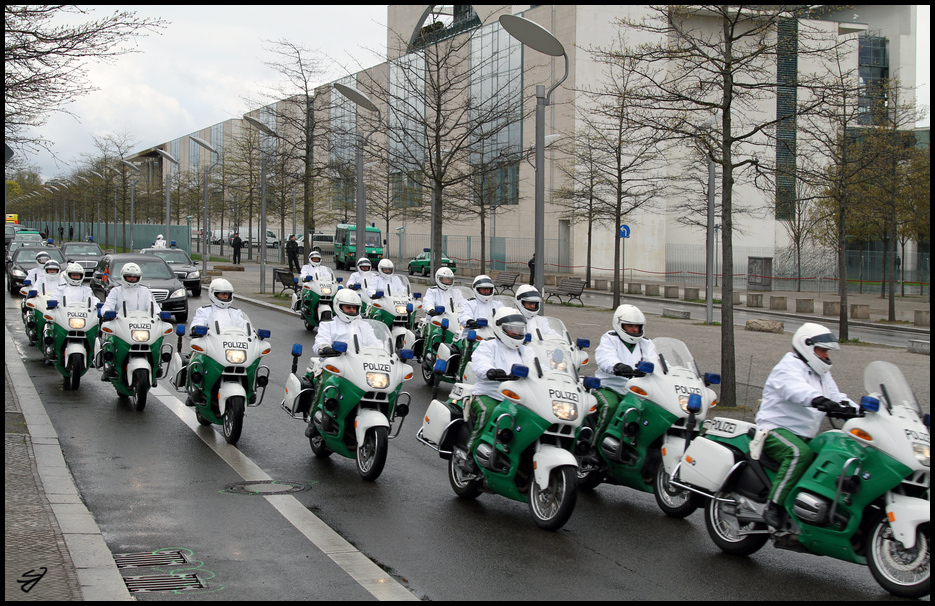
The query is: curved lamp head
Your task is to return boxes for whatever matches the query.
[155,149,179,166]
[242,115,277,137]
[499,14,565,57]
[334,82,379,114]
[190,135,218,155]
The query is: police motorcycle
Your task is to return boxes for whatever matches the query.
[417,316,598,530]
[22,280,54,348]
[281,318,415,481]
[574,337,720,518]
[670,361,929,599]
[166,321,272,445]
[364,273,421,351]
[98,304,175,411]
[40,295,101,390]
[415,286,473,385]
[291,269,341,332]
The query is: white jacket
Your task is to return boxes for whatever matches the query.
[346,270,373,289]
[471,339,532,400]
[190,304,251,332]
[367,273,407,297]
[756,351,854,439]
[423,287,466,314]
[594,332,657,395]
[457,298,503,338]
[300,264,335,282]
[52,284,100,309]
[101,285,161,315]
[313,318,383,355]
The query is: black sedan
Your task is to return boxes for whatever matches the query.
[139,247,202,296]
[62,241,105,279]
[90,253,189,323]
[6,246,66,295]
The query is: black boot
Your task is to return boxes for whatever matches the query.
[763,501,785,529]
[100,366,116,381]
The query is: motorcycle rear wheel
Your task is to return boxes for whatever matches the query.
[66,353,83,391]
[132,368,149,411]
[704,492,769,556]
[528,466,577,531]
[653,461,698,518]
[222,396,245,445]
[867,512,930,599]
[356,426,388,481]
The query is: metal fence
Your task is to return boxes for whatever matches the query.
[24,221,193,255]
[392,232,570,275]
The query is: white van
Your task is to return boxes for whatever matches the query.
[234,227,280,249]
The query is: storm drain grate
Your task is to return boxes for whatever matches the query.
[114,549,189,569]
[122,573,205,593]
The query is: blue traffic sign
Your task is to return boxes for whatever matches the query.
[619,224,630,238]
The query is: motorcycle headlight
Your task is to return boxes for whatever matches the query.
[68,317,86,329]
[395,304,408,315]
[170,288,187,299]
[226,349,247,364]
[366,372,389,389]
[321,287,332,295]
[913,442,930,467]
[188,271,201,279]
[131,329,150,342]
[552,400,578,421]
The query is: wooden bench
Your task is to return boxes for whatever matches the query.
[545,278,586,306]
[274,267,298,296]
[493,271,520,296]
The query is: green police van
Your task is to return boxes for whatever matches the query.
[333,223,383,270]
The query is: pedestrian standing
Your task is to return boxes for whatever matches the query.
[58,226,65,242]
[231,232,243,265]
[68,225,74,241]
[528,253,536,285]
[286,235,300,273]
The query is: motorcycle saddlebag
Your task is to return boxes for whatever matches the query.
[421,399,455,446]
[679,437,735,493]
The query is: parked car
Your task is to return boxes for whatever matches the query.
[61,241,105,278]
[296,232,335,257]
[90,253,189,323]
[6,246,66,295]
[407,249,456,276]
[139,247,202,296]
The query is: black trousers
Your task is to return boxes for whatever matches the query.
[288,254,300,273]
[233,248,242,264]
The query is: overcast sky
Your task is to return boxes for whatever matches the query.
[13,5,932,181]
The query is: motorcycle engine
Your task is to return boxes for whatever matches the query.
[792,492,830,525]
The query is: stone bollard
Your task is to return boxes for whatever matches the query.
[663,308,691,319]
[628,282,642,295]
[733,292,741,305]
[684,287,700,300]
[823,301,840,316]
[770,296,787,311]
[664,286,679,298]
[907,340,930,355]
[849,304,870,319]
[646,284,660,296]
[795,299,814,314]
[745,319,784,333]
[747,293,764,307]
[915,310,930,327]
[594,279,608,291]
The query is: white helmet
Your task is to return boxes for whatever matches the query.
[44,259,61,276]
[613,304,646,345]
[156,234,164,241]
[378,258,394,275]
[120,262,141,288]
[492,307,527,350]
[308,250,322,267]
[472,274,495,303]
[792,322,839,376]
[514,284,542,320]
[209,278,234,309]
[356,257,372,272]
[65,262,85,287]
[435,267,454,291]
[35,251,51,266]
[333,288,362,324]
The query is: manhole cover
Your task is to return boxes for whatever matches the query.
[123,573,204,593]
[221,480,314,495]
[114,550,189,569]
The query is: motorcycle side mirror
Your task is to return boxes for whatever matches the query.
[399,349,414,360]
[435,305,445,314]
[441,318,449,329]
[24,279,32,286]
[524,333,531,343]
[28,290,38,298]
[406,303,414,313]
[467,330,477,342]
[414,292,422,299]
[336,277,343,283]
[332,341,348,353]
[293,277,299,284]
[433,358,447,373]
[510,364,529,378]
[476,318,488,328]
[291,343,302,357]
[176,324,186,336]
[374,290,385,298]
[923,413,930,428]
[159,311,172,321]
[860,395,880,414]
[636,360,655,374]
[583,376,601,390]
[103,310,117,320]
[704,372,721,386]
[96,302,103,309]
[687,393,703,414]
[257,329,271,340]
[47,299,59,309]
[303,276,313,282]
[192,325,208,337]
[350,283,360,290]
[576,338,590,349]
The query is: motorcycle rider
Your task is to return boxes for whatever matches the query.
[423,267,465,319]
[458,274,503,338]
[368,259,407,297]
[312,289,381,356]
[514,285,557,339]
[153,234,167,248]
[99,263,161,380]
[53,262,101,308]
[465,307,532,458]
[300,250,335,282]
[346,257,374,289]
[757,323,857,529]
[24,251,52,290]
[32,259,64,295]
[590,304,657,446]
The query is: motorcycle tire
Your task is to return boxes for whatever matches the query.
[448,450,481,500]
[528,466,577,531]
[653,461,698,518]
[66,353,83,391]
[356,426,388,482]
[133,368,149,411]
[866,511,930,599]
[222,396,246,445]
[308,425,333,458]
[704,492,769,556]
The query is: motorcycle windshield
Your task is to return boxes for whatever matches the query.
[527,316,572,346]
[526,339,579,381]
[353,319,394,355]
[863,361,921,416]
[652,337,701,378]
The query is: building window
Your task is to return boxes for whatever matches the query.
[330,75,358,213]
[857,35,888,126]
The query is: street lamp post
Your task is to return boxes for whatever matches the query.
[155,149,179,246]
[242,115,279,294]
[120,160,142,251]
[500,14,568,313]
[334,82,382,274]
[190,136,219,274]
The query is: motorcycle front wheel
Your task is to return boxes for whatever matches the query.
[66,352,83,391]
[528,466,577,531]
[704,492,769,556]
[222,396,245,445]
[132,368,149,411]
[356,426,388,481]
[653,461,698,518]
[866,511,930,599]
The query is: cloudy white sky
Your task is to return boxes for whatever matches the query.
[13,5,932,181]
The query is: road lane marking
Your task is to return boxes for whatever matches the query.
[151,385,416,601]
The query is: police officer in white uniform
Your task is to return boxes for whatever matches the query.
[300,250,335,282]
[458,274,503,339]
